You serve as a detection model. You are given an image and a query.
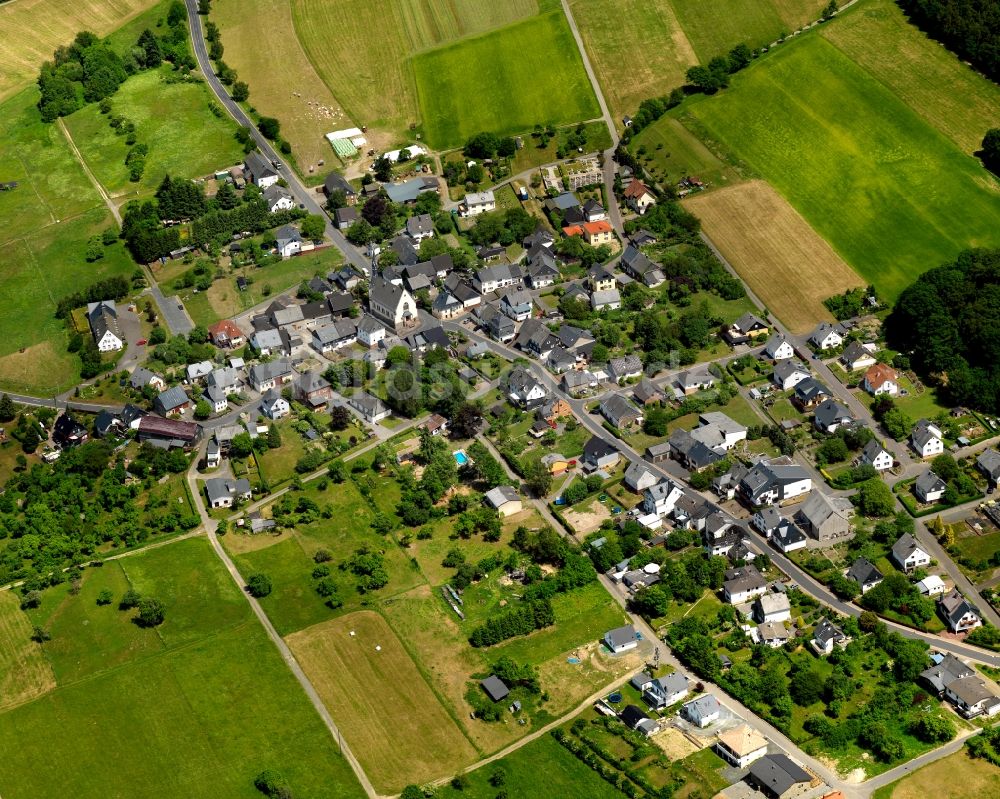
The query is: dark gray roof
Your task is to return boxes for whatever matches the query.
[480,675,509,702]
[748,754,811,796]
[154,386,190,413]
[847,557,883,587]
[244,151,277,182]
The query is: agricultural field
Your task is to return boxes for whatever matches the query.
[0,538,365,799]
[0,0,160,101]
[287,611,478,794]
[821,0,1000,155]
[62,68,244,195]
[0,591,56,712]
[687,35,1000,301]
[412,10,600,148]
[872,749,1000,799]
[684,180,864,332]
[630,116,742,192]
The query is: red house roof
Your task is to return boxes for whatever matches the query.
[624,180,653,199]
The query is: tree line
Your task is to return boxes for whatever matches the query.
[898,0,1000,83]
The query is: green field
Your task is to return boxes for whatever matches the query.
[631,115,742,191]
[0,538,365,799]
[62,68,243,195]
[412,10,601,148]
[688,35,1000,300]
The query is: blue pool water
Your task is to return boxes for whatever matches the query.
[454,451,468,466]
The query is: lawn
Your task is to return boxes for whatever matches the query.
[0,537,366,799]
[954,529,1000,565]
[0,0,160,102]
[62,67,243,195]
[412,10,601,149]
[287,610,478,793]
[688,35,1000,302]
[0,590,55,712]
[872,748,1000,799]
[631,115,742,192]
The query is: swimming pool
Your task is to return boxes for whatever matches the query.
[454,450,468,466]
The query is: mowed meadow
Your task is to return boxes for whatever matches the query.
[686,33,1000,301]
[0,538,366,799]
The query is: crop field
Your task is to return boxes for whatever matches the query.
[62,68,243,195]
[821,0,1000,155]
[412,10,600,149]
[213,0,351,171]
[0,591,56,712]
[684,180,864,332]
[0,0,160,102]
[0,538,365,799]
[287,611,477,793]
[688,35,1000,301]
[873,749,1000,799]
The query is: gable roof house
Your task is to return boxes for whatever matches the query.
[860,439,894,472]
[643,672,689,710]
[514,319,558,360]
[939,589,982,633]
[480,675,510,703]
[763,333,795,361]
[811,617,849,655]
[674,369,716,397]
[608,354,643,382]
[620,245,665,287]
[461,189,495,217]
[208,319,245,349]
[809,322,845,351]
[248,359,293,393]
[977,448,1000,485]
[251,328,283,356]
[500,288,534,322]
[588,264,616,292]
[507,367,548,409]
[745,754,812,799]
[754,620,791,648]
[591,287,622,311]
[921,653,974,694]
[405,213,435,243]
[681,694,721,728]
[294,371,333,408]
[715,725,768,769]
[205,477,252,509]
[153,386,192,417]
[484,485,523,517]
[562,369,599,397]
[525,249,560,288]
[275,224,302,258]
[723,565,769,604]
[796,491,852,542]
[738,457,812,507]
[643,479,686,518]
[623,180,656,214]
[724,312,769,345]
[53,413,88,448]
[546,346,577,374]
[944,675,1000,719]
[914,470,947,504]
[87,300,124,352]
[772,519,808,553]
[624,461,659,493]
[262,183,295,212]
[889,533,931,574]
[599,393,643,430]
[130,367,166,392]
[862,363,899,396]
[772,360,810,391]
[581,435,620,472]
[604,624,638,654]
[911,419,944,458]
[243,151,279,188]
[754,593,792,623]
[813,399,854,433]
[847,557,883,594]
[792,377,830,410]
[334,206,358,230]
[348,391,390,424]
[477,302,516,343]
[368,276,416,331]
[473,262,522,294]
[841,340,877,371]
[323,171,357,204]
[633,377,665,406]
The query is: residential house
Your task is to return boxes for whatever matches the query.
[763,333,795,361]
[813,399,854,433]
[544,191,581,218]
[403,324,450,354]
[390,235,419,266]
[862,363,899,396]
[620,245,665,287]
[608,354,643,382]
[262,184,294,212]
[755,621,791,648]
[207,366,239,395]
[546,346,577,374]
[697,412,748,450]
[624,461,659,492]
[917,575,947,596]
[892,533,932,573]
[716,725,768,769]
[348,391,391,424]
[294,371,333,408]
[461,190,495,217]
[523,227,555,250]
[53,414,88,448]
[581,436,620,472]
[243,151,278,188]
[500,288,533,322]
[515,319,558,359]
[87,300,124,352]
[599,393,643,430]
[476,244,506,262]
[812,618,849,655]
[620,705,658,737]
[793,377,830,409]
[921,653,975,694]
[944,676,1000,719]
[703,513,742,557]
[405,213,435,243]
[129,367,166,392]
[526,251,560,288]
[478,303,516,343]
[207,320,245,349]
[725,312,769,345]
[275,225,302,258]
[977,448,1000,486]
[681,694,721,728]
[745,754,812,799]
[562,370,599,396]
[772,361,810,391]
[94,409,124,438]
[583,198,607,222]
[484,485,523,517]
[322,171,357,205]
[248,360,292,393]
[939,589,982,633]
[624,180,656,214]
[796,491,852,542]
[772,520,808,553]
[204,477,251,509]
[154,386,191,417]
[591,288,622,311]
[753,506,784,538]
[421,414,448,437]
[634,377,665,406]
[251,328,282,356]
[368,276,416,330]
[809,322,845,351]
[507,367,548,409]
[738,457,812,506]
[754,593,791,623]
[841,341,877,372]
[643,479,686,518]
[723,565,768,603]
[847,557,883,594]
[860,439,894,472]
[643,672,689,710]
[588,264,616,292]
[205,385,228,413]
[914,470,947,504]
[674,369,716,397]
[581,220,614,246]
[334,206,358,230]
[260,390,290,420]
[473,263,522,294]
[356,315,386,348]
[186,360,213,383]
[911,419,944,458]
[603,625,638,654]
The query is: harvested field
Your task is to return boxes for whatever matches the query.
[213,0,349,171]
[0,0,159,101]
[0,590,56,711]
[286,611,477,793]
[684,180,864,333]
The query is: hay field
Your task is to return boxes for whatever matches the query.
[291,0,537,143]
[689,36,1000,301]
[413,10,600,148]
[684,180,864,333]
[0,0,159,101]
[821,0,1000,154]
[0,591,55,712]
[213,0,350,171]
[875,749,1000,799]
[287,611,478,793]
[568,0,696,124]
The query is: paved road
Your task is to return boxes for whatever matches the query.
[183,0,370,276]
[144,264,195,335]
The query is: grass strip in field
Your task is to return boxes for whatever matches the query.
[287,610,478,793]
[684,179,863,332]
[0,591,56,711]
[688,35,1000,301]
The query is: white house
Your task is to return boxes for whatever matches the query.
[754,593,791,624]
[643,672,689,709]
[715,725,768,769]
[260,391,290,420]
[275,225,302,258]
[356,315,386,347]
[643,480,685,518]
[205,477,251,509]
[811,618,849,655]
[243,151,279,188]
[368,277,416,330]
[917,575,947,596]
[604,625,638,654]
[507,367,548,409]
[860,440,894,472]
[405,213,435,243]
[348,392,391,424]
[772,361,810,391]
[841,341,877,372]
[248,360,292,393]
[262,184,295,212]
[862,364,899,396]
[891,533,931,572]
[763,333,795,361]
[624,180,656,215]
[809,322,844,351]
[723,566,768,604]
[461,190,495,217]
[87,300,124,352]
[681,694,721,728]
[911,419,944,458]
[484,485,523,517]
[914,470,947,504]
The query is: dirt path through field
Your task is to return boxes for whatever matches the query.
[56,118,121,225]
